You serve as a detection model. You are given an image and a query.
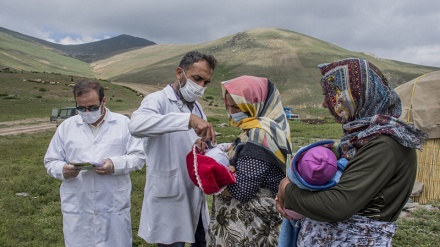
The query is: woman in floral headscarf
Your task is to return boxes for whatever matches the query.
[276,58,427,246]
[208,76,292,247]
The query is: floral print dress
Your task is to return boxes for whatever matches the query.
[209,189,282,247]
[208,149,284,247]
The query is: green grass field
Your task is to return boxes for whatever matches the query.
[0,71,145,122]
[1,69,438,246]
[0,32,94,77]
[0,119,439,246]
[1,26,439,246]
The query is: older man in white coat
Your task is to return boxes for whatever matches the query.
[44,80,145,247]
[129,51,217,247]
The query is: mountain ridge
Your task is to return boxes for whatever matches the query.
[90,27,438,106]
[0,27,156,62]
[1,26,437,107]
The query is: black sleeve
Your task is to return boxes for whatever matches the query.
[227,143,285,202]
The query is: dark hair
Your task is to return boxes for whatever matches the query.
[73,80,105,102]
[179,51,217,71]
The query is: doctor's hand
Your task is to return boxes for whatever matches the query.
[95,158,115,175]
[189,114,216,144]
[194,138,209,153]
[63,164,80,180]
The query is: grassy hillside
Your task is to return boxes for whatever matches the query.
[0,71,144,122]
[1,27,438,110]
[0,32,94,77]
[59,34,156,62]
[93,28,438,108]
[0,27,156,63]
[91,43,200,81]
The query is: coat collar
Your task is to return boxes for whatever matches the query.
[165,84,181,101]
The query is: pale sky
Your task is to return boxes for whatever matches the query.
[1,0,440,67]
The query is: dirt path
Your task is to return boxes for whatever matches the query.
[0,117,49,126]
[0,118,55,136]
[112,82,163,96]
[0,122,56,136]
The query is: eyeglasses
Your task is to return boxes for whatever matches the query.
[76,104,101,112]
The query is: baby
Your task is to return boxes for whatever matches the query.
[278,140,347,247]
[283,145,338,219]
[204,146,230,167]
[186,142,236,195]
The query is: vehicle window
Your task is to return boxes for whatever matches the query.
[59,110,68,117]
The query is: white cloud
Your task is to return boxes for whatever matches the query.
[45,38,57,43]
[58,36,100,45]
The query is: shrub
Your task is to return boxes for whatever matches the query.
[38,88,47,92]
[3,95,18,99]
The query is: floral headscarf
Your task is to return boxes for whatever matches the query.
[221,75,292,168]
[319,58,427,159]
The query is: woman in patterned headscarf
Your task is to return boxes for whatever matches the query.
[208,75,292,247]
[276,58,427,246]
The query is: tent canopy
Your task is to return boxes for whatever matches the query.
[395,70,440,139]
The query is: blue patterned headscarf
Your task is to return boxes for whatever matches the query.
[318,58,428,159]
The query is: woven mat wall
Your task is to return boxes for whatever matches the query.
[411,138,440,204]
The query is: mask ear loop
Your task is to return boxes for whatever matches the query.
[179,67,188,87]
[178,76,184,90]
[176,68,186,108]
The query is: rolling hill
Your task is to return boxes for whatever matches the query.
[91,28,439,107]
[53,34,156,62]
[0,27,155,63]
[1,27,438,108]
[0,30,94,77]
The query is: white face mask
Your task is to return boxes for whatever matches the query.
[179,70,206,102]
[79,106,103,124]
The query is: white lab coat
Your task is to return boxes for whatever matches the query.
[129,85,209,244]
[44,109,146,247]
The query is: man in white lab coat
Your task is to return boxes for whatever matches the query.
[129,51,217,247]
[44,80,146,247]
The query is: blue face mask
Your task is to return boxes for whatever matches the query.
[230,112,248,123]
